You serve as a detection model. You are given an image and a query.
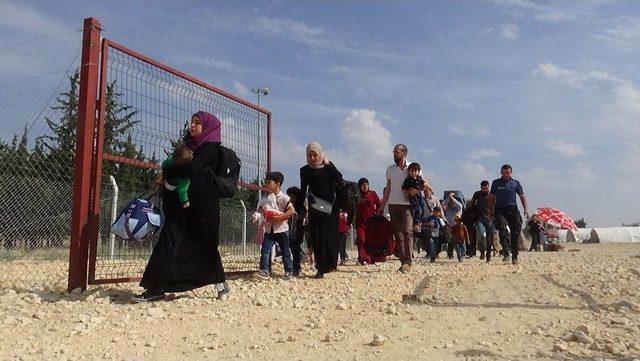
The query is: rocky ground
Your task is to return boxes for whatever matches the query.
[1,243,639,361]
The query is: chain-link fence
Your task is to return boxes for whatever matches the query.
[0,24,270,290]
[0,60,80,290]
[87,40,269,283]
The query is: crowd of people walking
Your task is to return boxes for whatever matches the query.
[134,111,531,302]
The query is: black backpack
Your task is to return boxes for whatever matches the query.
[334,180,359,225]
[208,145,241,198]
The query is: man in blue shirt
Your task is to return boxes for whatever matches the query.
[488,164,529,265]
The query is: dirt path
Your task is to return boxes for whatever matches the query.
[1,243,639,361]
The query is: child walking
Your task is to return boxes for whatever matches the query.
[338,209,350,265]
[424,207,447,263]
[255,172,295,280]
[451,215,470,262]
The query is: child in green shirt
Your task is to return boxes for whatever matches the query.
[162,144,192,208]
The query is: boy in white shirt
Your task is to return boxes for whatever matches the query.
[254,172,296,280]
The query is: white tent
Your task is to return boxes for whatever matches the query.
[566,229,590,243]
[558,230,568,242]
[588,227,640,243]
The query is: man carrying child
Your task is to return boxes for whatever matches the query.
[402,162,428,233]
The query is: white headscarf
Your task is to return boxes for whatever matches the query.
[306,141,324,169]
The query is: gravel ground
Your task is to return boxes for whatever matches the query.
[1,243,639,361]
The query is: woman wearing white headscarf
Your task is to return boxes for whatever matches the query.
[297,141,343,278]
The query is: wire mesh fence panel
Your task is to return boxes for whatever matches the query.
[0,62,81,290]
[89,40,269,282]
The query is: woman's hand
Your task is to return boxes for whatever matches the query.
[322,157,329,165]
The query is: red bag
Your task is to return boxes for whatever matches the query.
[365,216,395,260]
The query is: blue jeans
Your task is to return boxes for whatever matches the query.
[427,235,443,262]
[260,232,292,273]
[456,242,467,261]
[476,218,494,255]
[409,195,427,226]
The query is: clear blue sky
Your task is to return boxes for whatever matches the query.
[1,0,639,226]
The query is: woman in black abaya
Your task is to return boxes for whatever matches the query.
[298,141,343,279]
[134,111,229,302]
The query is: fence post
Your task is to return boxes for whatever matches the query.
[68,17,102,293]
[240,200,247,255]
[109,176,119,260]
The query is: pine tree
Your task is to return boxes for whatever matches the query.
[38,72,80,179]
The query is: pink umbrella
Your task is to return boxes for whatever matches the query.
[534,207,577,231]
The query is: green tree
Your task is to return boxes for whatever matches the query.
[38,72,80,179]
[37,71,145,183]
[575,217,587,228]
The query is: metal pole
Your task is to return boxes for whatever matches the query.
[68,17,102,293]
[108,176,119,260]
[240,200,247,255]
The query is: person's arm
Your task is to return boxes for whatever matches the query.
[377,179,391,215]
[271,202,295,223]
[177,178,190,207]
[487,194,495,220]
[373,191,382,210]
[519,193,529,219]
[453,196,462,211]
[298,167,308,210]
[323,159,343,183]
[469,192,478,208]
[488,181,497,220]
[422,178,433,194]
[463,225,470,245]
[164,143,217,179]
[515,179,528,218]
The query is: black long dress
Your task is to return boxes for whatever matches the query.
[298,162,343,274]
[140,142,225,292]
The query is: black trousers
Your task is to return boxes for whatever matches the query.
[290,236,303,274]
[529,231,541,251]
[494,207,522,260]
[338,232,349,262]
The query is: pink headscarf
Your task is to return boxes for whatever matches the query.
[185,111,221,150]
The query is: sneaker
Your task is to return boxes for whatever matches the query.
[132,290,165,303]
[282,272,293,281]
[255,270,269,279]
[502,255,510,263]
[512,258,519,265]
[217,283,230,300]
[458,257,463,262]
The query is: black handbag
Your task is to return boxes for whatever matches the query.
[308,192,333,214]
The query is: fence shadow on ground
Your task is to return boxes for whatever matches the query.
[539,274,600,310]
[402,273,601,312]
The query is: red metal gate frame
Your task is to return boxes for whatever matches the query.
[68,17,271,291]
